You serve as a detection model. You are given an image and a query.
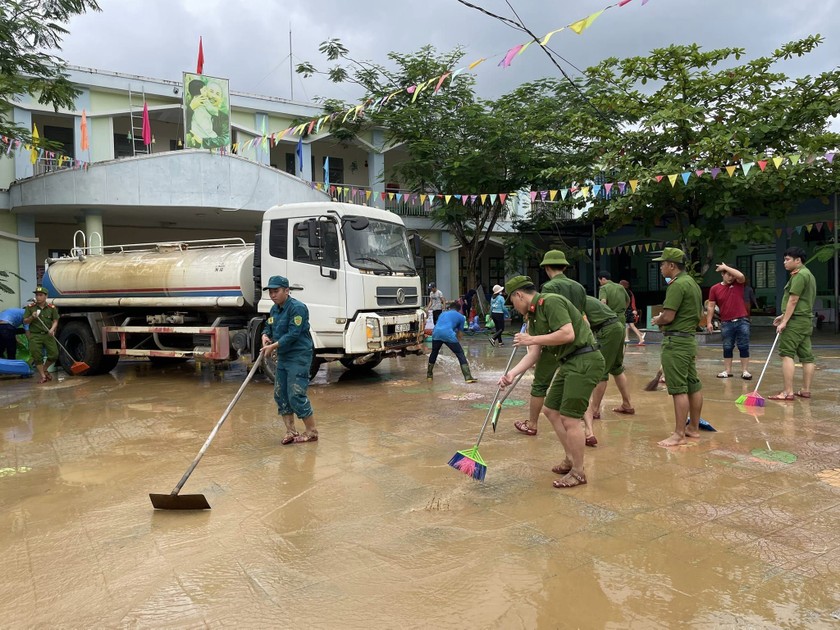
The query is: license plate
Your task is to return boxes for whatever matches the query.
[395,323,411,333]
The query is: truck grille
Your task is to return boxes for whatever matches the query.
[376,286,419,307]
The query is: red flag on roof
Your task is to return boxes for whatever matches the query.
[142,102,152,146]
[197,36,204,75]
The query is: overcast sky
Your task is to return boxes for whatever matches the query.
[60,0,840,105]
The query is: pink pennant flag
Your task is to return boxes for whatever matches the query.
[530,191,538,202]
[499,193,507,205]
[434,73,451,94]
[655,175,664,183]
[499,45,524,68]
[142,102,152,146]
[695,169,704,178]
[618,0,633,5]
[816,222,824,232]
[757,160,767,171]
[604,183,613,195]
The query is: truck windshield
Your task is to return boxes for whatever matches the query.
[345,219,415,275]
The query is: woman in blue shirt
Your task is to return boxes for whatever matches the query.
[489,284,506,347]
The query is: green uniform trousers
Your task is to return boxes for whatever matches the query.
[596,321,625,382]
[661,335,702,396]
[29,333,58,364]
[778,316,814,363]
[545,350,605,419]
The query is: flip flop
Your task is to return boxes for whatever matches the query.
[513,420,537,436]
[291,433,318,443]
[612,407,635,415]
[794,390,811,399]
[768,393,795,401]
[585,435,598,447]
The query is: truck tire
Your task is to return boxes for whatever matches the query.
[58,321,119,375]
[260,352,323,383]
[339,354,383,373]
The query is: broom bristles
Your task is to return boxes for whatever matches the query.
[643,369,663,391]
[448,448,487,481]
[741,392,765,407]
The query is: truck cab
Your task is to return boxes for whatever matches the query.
[254,202,426,378]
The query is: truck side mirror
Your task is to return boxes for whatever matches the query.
[343,216,369,231]
[410,234,421,256]
[414,255,422,269]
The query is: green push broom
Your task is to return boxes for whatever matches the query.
[735,332,779,407]
[449,337,521,481]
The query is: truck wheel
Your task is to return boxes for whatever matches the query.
[58,322,119,375]
[339,354,383,372]
[260,352,323,382]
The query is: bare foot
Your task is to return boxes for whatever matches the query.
[658,433,687,447]
[685,429,701,438]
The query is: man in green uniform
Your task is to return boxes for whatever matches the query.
[769,247,816,400]
[261,275,319,444]
[499,276,604,488]
[581,295,635,447]
[23,286,59,384]
[650,248,704,447]
[513,250,587,437]
[598,270,630,318]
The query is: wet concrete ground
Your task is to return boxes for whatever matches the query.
[2,330,840,628]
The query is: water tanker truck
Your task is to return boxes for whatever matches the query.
[42,202,427,379]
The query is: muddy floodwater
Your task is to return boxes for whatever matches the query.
[2,331,840,628]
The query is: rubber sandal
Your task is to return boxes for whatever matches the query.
[592,412,601,420]
[37,376,49,384]
[585,435,598,447]
[281,431,300,445]
[551,461,573,475]
[794,390,811,399]
[553,471,587,488]
[768,392,795,401]
[716,372,733,379]
[513,420,537,436]
[45,372,53,381]
[741,372,753,380]
[291,433,318,443]
[612,407,635,415]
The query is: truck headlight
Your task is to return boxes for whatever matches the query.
[366,318,381,339]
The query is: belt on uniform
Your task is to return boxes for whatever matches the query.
[559,345,599,364]
[722,317,746,323]
[663,331,694,337]
[591,317,619,333]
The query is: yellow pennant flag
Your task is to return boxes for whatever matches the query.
[468,58,486,70]
[444,194,452,204]
[540,28,565,46]
[600,248,605,255]
[30,124,40,164]
[420,194,427,204]
[789,154,801,165]
[549,189,557,201]
[388,192,395,201]
[569,10,604,35]
[773,156,784,169]
[580,186,590,198]
[629,179,638,192]
[480,194,487,204]
[668,174,678,187]
[806,224,813,233]
[365,190,372,200]
[725,165,737,177]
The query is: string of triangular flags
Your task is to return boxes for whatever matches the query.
[590,221,837,256]
[305,147,837,210]
[2,132,90,170]
[231,0,649,153]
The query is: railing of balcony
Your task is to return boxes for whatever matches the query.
[34,157,78,176]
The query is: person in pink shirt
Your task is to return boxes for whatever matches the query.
[707,263,751,380]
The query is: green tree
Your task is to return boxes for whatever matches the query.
[532,36,840,273]
[0,0,101,143]
[298,42,575,289]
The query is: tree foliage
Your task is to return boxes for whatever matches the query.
[533,36,840,273]
[0,0,101,143]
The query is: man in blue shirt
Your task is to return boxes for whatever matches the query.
[0,307,28,360]
[427,302,477,383]
[260,275,318,445]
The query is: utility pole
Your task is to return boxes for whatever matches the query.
[289,26,294,101]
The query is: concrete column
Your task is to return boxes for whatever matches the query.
[254,113,270,166]
[13,107,33,180]
[17,214,36,296]
[434,232,460,302]
[368,128,385,209]
[84,209,104,254]
[774,232,787,311]
[296,141,312,182]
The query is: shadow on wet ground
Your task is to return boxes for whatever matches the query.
[1,329,839,627]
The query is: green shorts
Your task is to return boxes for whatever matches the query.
[530,350,559,397]
[544,350,605,419]
[596,321,625,381]
[29,333,58,364]
[661,336,702,396]
[778,316,815,363]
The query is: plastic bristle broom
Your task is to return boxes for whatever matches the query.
[736,332,779,407]
[491,371,524,432]
[449,337,521,481]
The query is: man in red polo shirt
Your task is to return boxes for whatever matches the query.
[706,263,751,380]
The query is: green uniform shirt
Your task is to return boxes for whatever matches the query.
[782,266,816,318]
[527,292,594,361]
[24,302,59,335]
[583,295,616,328]
[541,273,587,313]
[661,272,702,333]
[598,280,629,316]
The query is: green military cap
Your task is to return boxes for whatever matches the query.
[652,247,687,263]
[263,275,290,290]
[33,286,49,295]
[539,249,570,267]
[504,275,535,296]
